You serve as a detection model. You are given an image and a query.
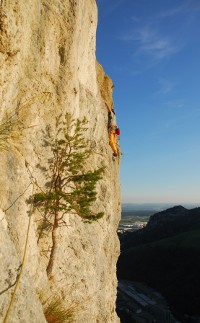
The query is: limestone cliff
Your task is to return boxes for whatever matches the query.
[0,1,121,322]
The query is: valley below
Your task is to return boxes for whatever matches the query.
[117,204,200,323]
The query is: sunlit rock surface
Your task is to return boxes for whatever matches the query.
[0,1,121,322]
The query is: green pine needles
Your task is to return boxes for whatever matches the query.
[33,113,104,277]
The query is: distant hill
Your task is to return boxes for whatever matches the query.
[120,205,200,251]
[117,206,200,322]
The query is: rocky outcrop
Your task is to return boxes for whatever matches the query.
[96,62,114,111]
[0,1,121,322]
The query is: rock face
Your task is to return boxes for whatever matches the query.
[0,1,121,322]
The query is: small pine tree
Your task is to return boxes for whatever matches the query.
[33,113,104,277]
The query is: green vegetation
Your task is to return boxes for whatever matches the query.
[33,114,104,277]
[43,297,76,323]
[0,93,52,152]
[124,228,200,254]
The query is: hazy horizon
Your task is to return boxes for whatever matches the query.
[122,202,200,211]
[122,196,200,206]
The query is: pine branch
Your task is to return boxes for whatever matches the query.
[31,114,104,277]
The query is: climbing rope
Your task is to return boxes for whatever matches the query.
[3,186,34,323]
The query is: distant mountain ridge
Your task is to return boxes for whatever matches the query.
[147,205,200,232]
[120,205,200,250]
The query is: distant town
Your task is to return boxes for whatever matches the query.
[118,202,199,234]
[118,221,147,234]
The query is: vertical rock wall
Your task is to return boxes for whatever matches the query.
[0,1,121,322]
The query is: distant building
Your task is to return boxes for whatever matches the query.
[117,222,147,234]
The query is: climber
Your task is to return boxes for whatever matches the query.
[108,107,117,132]
[109,125,119,157]
[111,107,116,115]
[108,111,112,130]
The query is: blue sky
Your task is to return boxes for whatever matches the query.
[96,0,200,204]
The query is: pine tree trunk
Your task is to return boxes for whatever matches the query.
[46,213,59,278]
